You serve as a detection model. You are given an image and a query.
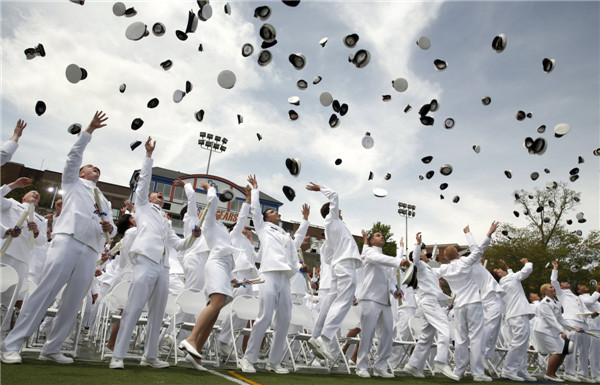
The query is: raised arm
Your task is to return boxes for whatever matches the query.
[248,174,265,230]
[550,261,564,302]
[512,258,533,281]
[306,182,339,219]
[135,136,155,207]
[292,203,310,249]
[463,221,498,265]
[231,185,251,236]
[63,111,107,185]
[1,120,26,166]
[178,180,198,236]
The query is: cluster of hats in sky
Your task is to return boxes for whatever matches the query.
[22,1,597,232]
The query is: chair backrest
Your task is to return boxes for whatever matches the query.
[408,316,424,340]
[339,305,360,334]
[0,263,19,293]
[217,302,232,322]
[290,303,314,330]
[107,280,131,310]
[230,295,259,321]
[165,293,177,314]
[176,288,207,316]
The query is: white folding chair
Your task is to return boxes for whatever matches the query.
[329,306,361,374]
[228,295,259,370]
[98,280,131,360]
[23,283,66,351]
[283,302,318,371]
[0,263,20,331]
[173,288,206,365]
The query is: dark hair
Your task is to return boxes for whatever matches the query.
[263,209,273,221]
[320,202,330,219]
[180,204,188,217]
[490,270,501,283]
[116,214,133,236]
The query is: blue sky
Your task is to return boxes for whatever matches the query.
[1,1,598,245]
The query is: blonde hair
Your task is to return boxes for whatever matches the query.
[540,283,551,296]
[444,246,458,260]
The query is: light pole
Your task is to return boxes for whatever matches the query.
[398,202,416,254]
[198,132,228,174]
[47,186,64,209]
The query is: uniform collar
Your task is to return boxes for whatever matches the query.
[81,178,97,189]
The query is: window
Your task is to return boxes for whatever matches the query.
[173,186,185,200]
[229,199,242,212]
[112,208,120,220]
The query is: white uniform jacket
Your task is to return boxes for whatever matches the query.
[0,193,47,262]
[250,189,307,278]
[202,187,238,265]
[128,157,187,266]
[551,269,587,324]
[230,202,258,274]
[320,186,361,268]
[411,243,451,304]
[498,263,535,320]
[359,245,400,306]
[465,232,505,300]
[533,296,569,337]
[0,140,17,166]
[580,291,600,330]
[432,236,490,308]
[182,183,210,258]
[51,131,116,252]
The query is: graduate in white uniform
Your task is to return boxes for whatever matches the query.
[181,181,211,292]
[179,181,239,371]
[550,261,591,382]
[579,282,600,382]
[217,185,259,355]
[0,177,47,332]
[240,175,309,374]
[491,258,536,382]
[465,226,505,370]
[305,182,362,362]
[110,137,200,369]
[402,233,458,381]
[432,221,499,381]
[354,229,400,378]
[1,111,116,365]
[533,282,575,382]
[316,241,332,312]
[0,119,26,167]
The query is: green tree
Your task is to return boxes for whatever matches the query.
[483,182,600,296]
[358,221,398,256]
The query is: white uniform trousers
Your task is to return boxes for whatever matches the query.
[183,251,208,290]
[564,319,590,377]
[501,315,531,375]
[356,300,393,372]
[316,288,330,313]
[244,271,291,365]
[396,305,417,341]
[589,329,600,379]
[482,293,503,361]
[1,234,96,353]
[113,254,169,359]
[312,260,356,341]
[453,302,485,377]
[0,255,28,332]
[217,269,255,346]
[407,295,452,371]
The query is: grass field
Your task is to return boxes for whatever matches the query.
[0,358,555,385]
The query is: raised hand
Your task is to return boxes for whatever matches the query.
[86,111,108,133]
[247,174,258,189]
[487,221,500,237]
[463,225,470,234]
[173,179,186,188]
[11,119,27,141]
[416,232,422,244]
[301,203,310,220]
[306,182,320,192]
[145,136,156,156]
[8,177,32,190]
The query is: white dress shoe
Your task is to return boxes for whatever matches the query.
[564,374,582,382]
[140,355,169,368]
[239,357,256,373]
[373,367,394,378]
[403,364,425,378]
[435,363,460,381]
[473,374,493,382]
[502,372,525,381]
[356,369,370,378]
[578,376,597,383]
[518,372,538,381]
[178,340,202,360]
[544,374,564,382]
[265,362,289,374]
[1,351,22,364]
[109,357,124,369]
[308,337,324,359]
[185,354,207,371]
[314,336,334,361]
[38,353,74,364]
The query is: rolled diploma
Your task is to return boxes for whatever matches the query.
[94,187,111,243]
